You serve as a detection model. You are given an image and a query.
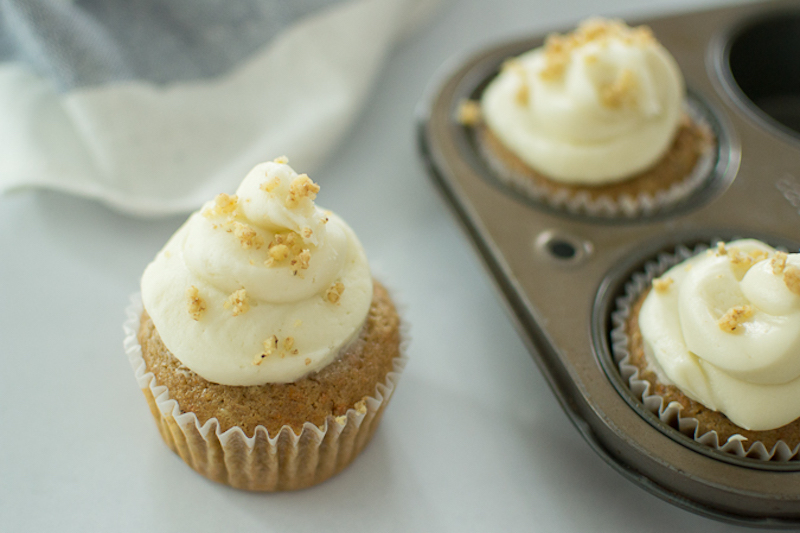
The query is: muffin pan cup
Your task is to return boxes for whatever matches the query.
[418,0,800,526]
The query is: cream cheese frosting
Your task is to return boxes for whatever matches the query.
[639,239,800,431]
[141,158,373,386]
[480,18,684,185]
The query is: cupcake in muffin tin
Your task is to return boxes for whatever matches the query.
[611,239,800,460]
[457,18,716,217]
[124,157,405,490]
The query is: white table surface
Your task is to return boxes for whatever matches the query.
[1,0,783,531]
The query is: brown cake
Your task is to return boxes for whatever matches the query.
[138,281,401,436]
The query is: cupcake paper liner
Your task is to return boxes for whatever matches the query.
[123,293,408,490]
[609,243,800,461]
[474,105,716,218]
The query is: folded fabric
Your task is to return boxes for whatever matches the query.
[0,0,434,215]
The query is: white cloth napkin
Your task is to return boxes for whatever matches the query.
[0,0,435,216]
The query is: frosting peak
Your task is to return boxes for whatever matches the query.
[639,240,800,430]
[481,18,684,184]
[141,158,373,386]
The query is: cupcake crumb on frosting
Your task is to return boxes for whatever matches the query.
[652,276,673,293]
[717,305,754,333]
[785,266,800,295]
[186,285,206,321]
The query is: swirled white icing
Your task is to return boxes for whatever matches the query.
[639,239,800,431]
[481,18,684,184]
[141,160,372,386]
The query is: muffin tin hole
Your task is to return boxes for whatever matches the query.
[535,230,591,265]
[724,11,800,139]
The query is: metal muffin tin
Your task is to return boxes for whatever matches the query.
[418,0,800,526]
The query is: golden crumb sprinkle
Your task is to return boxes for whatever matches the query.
[232,221,264,250]
[325,281,346,304]
[260,176,281,193]
[718,305,754,333]
[203,193,239,218]
[749,249,769,263]
[772,252,788,275]
[304,357,312,366]
[301,226,313,239]
[600,68,637,109]
[269,243,290,262]
[652,276,673,293]
[285,174,320,208]
[501,59,530,105]
[540,18,654,82]
[253,335,279,365]
[223,289,250,317]
[785,266,800,295]
[456,99,482,126]
[273,155,289,164]
[290,249,311,276]
[715,241,727,256]
[283,336,295,351]
[729,248,756,272]
[186,285,206,321]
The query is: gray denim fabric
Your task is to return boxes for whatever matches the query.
[0,0,342,91]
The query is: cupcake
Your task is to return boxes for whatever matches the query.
[458,18,714,216]
[124,157,405,490]
[613,239,800,459]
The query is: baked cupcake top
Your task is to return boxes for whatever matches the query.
[141,158,373,386]
[639,239,800,431]
[480,18,684,185]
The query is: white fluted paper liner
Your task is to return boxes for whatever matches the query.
[123,292,408,490]
[609,243,800,461]
[475,107,716,218]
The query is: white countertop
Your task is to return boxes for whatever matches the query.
[1,0,780,531]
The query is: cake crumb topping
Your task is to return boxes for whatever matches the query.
[231,221,264,250]
[784,266,800,295]
[291,249,311,276]
[286,174,320,208]
[203,193,239,218]
[305,357,312,366]
[718,305,754,333]
[273,155,289,164]
[253,335,279,365]
[729,248,757,273]
[260,176,281,193]
[772,252,788,275]
[325,281,346,304]
[652,276,673,293]
[223,289,250,316]
[715,242,727,256]
[501,59,530,105]
[186,285,206,321]
[540,18,655,82]
[456,99,482,126]
[600,68,637,109]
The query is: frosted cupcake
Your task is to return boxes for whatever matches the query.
[613,239,800,459]
[459,18,714,217]
[124,157,405,490]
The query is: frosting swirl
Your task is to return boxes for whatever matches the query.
[141,159,373,386]
[481,18,684,184]
[639,240,800,430]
